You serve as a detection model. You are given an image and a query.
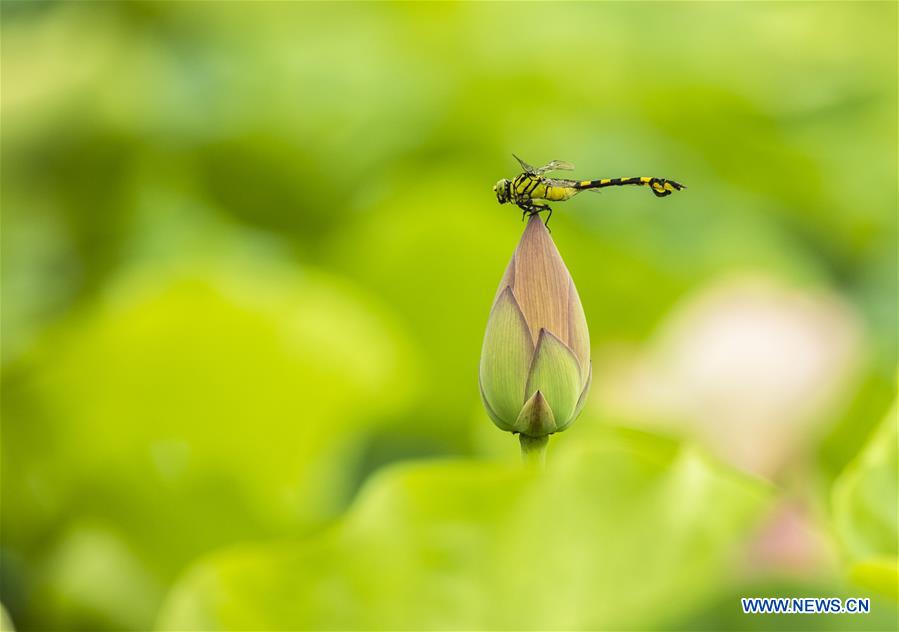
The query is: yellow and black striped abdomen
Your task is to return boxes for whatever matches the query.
[576,176,685,198]
[578,176,652,188]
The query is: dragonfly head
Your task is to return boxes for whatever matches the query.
[493,179,512,204]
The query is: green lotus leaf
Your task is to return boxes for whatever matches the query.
[2,256,415,630]
[0,603,13,632]
[479,287,533,428]
[833,401,898,598]
[157,427,771,631]
[849,557,899,600]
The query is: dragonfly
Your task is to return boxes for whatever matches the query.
[493,155,686,227]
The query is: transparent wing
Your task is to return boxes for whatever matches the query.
[513,155,576,175]
[513,154,537,174]
[543,177,580,188]
[534,160,575,175]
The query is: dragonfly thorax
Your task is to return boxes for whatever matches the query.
[494,179,512,204]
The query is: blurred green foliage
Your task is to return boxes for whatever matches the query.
[3,251,415,629]
[157,428,770,630]
[834,402,898,598]
[1,1,896,630]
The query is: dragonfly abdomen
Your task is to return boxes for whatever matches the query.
[575,177,685,197]
[576,177,652,189]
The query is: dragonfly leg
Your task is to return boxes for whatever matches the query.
[517,202,553,230]
[527,203,553,230]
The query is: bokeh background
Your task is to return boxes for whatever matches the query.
[1,1,897,630]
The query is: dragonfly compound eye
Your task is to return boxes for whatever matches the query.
[494,179,511,204]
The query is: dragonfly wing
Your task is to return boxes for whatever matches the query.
[544,177,579,188]
[513,154,537,174]
[535,160,575,174]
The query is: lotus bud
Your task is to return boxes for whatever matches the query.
[479,216,591,462]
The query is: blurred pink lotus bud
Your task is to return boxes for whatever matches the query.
[595,277,862,478]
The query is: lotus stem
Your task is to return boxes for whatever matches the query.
[519,434,548,467]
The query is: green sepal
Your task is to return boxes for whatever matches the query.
[557,363,592,433]
[479,287,533,428]
[513,390,556,437]
[524,329,581,428]
[480,378,511,431]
